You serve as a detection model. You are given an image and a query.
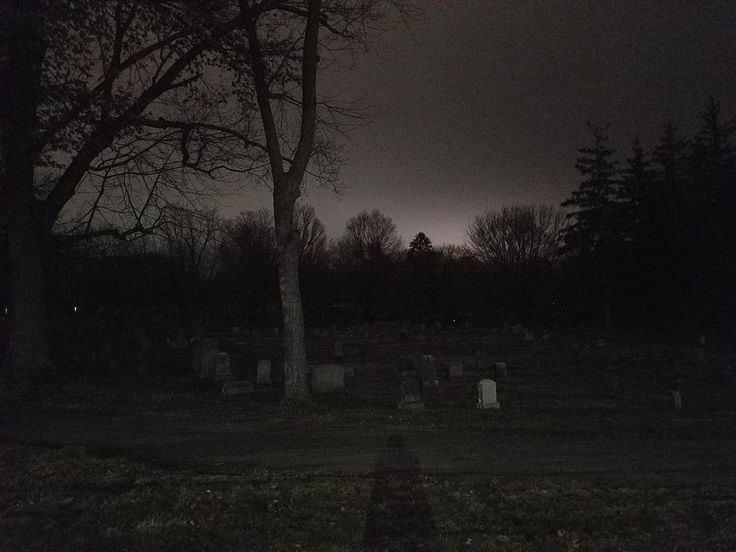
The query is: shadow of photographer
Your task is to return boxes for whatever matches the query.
[363,434,436,551]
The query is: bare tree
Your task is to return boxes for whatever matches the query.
[160,207,224,299]
[294,203,327,268]
[2,0,409,392]
[336,209,403,266]
[466,205,564,271]
[334,209,402,321]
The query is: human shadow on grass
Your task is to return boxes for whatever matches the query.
[363,434,436,552]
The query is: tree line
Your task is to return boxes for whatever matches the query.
[561,98,736,329]
[17,204,564,328]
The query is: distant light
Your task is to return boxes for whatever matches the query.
[74,306,78,313]
[3,307,7,315]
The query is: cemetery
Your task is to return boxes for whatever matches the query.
[1,318,735,551]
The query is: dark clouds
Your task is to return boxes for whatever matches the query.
[227,1,736,245]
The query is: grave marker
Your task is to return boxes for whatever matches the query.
[256,360,272,385]
[215,352,233,383]
[420,355,439,388]
[477,379,500,409]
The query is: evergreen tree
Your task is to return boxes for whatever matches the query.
[561,123,620,256]
[618,137,655,244]
[561,123,620,325]
[407,232,433,258]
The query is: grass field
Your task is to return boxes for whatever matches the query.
[1,325,735,551]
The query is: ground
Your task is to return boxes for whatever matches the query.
[1,325,735,551]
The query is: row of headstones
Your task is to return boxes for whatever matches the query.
[398,355,507,410]
[193,339,352,395]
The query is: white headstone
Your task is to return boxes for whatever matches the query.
[311,364,345,393]
[215,352,233,383]
[256,360,271,385]
[477,379,500,409]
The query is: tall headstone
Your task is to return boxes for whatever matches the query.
[311,364,345,393]
[477,379,500,409]
[215,352,233,383]
[673,391,682,410]
[198,337,219,380]
[256,360,272,385]
[420,355,438,388]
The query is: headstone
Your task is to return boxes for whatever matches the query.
[197,338,220,379]
[311,364,345,393]
[420,355,438,388]
[673,391,682,410]
[215,352,233,383]
[399,379,424,410]
[447,360,463,380]
[477,379,500,409]
[222,380,254,395]
[256,360,272,385]
[333,340,345,358]
[493,361,508,380]
[231,326,241,336]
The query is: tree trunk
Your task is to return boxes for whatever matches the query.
[1,0,52,387]
[275,195,309,404]
[5,220,52,387]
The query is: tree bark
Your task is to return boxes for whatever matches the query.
[245,0,322,403]
[1,0,53,387]
[275,189,309,403]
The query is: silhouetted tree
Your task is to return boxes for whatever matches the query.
[407,232,433,258]
[219,210,277,325]
[467,205,563,320]
[161,208,223,295]
[561,124,620,325]
[335,210,402,322]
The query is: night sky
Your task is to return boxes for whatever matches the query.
[226,1,736,246]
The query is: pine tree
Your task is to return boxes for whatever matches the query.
[561,123,620,256]
[561,123,620,325]
[618,137,655,244]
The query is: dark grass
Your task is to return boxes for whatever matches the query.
[2,326,736,550]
